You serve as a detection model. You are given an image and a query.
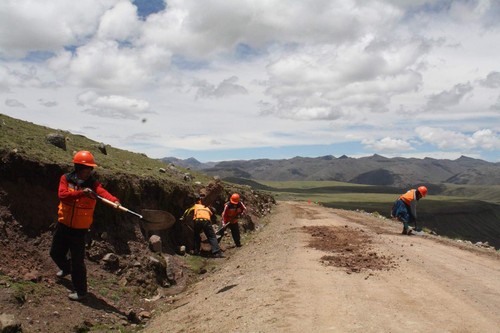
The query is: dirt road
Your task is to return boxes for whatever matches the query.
[145,201,500,333]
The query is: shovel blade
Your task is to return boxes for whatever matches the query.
[140,209,176,231]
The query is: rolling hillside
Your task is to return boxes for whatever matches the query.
[164,154,500,187]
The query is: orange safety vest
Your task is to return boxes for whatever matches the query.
[58,184,97,229]
[399,189,416,206]
[193,204,212,221]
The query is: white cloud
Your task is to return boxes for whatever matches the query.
[491,95,500,111]
[138,0,401,59]
[425,82,473,110]
[471,129,500,150]
[38,99,57,107]
[480,71,500,88]
[66,40,151,91]
[0,0,120,58]
[97,1,140,41]
[195,76,248,99]
[5,99,26,108]
[262,36,428,120]
[77,91,151,119]
[416,126,500,151]
[362,137,414,152]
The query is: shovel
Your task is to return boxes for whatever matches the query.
[215,214,244,243]
[215,223,230,243]
[89,189,176,230]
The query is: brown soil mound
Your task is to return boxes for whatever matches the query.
[303,225,397,273]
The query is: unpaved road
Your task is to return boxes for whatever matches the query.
[145,201,500,333]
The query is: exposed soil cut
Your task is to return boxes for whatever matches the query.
[0,149,275,332]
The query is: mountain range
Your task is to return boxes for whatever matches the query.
[162,154,500,187]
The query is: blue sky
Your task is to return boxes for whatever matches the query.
[1,0,499,162]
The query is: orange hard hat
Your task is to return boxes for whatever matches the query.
[73,150,97,167]
[417,186,428,197]
[230,193,240,204]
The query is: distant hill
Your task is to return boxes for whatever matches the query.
[164,154,500,187]
[161,157,217,170]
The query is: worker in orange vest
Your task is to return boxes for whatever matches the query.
[50,151,120,301]
[391,186,428,235]
[221,193,247,247]
[182,194,224,258]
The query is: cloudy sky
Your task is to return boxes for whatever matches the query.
[1,0,499,162]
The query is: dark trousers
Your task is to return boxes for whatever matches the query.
[50,223,88,295]
[193,219,220,254]
[228,223,241,247]
[391,200,415,230]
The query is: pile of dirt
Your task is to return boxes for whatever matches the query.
[302,225,397,273]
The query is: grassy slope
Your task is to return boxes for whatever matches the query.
[0,113,212,183]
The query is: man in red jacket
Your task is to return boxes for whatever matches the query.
[50,151,120,301]
[221,193,247,247]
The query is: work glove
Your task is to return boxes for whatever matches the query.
[82,188,97,199]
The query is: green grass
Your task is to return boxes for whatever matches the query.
[0,113,214,184]
[184,254,207,272]
[0,275,51,304]
[259,180,365,189]
[439,183,500,204]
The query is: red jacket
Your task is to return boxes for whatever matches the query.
[57,172,118,229]
[222,201,247,224]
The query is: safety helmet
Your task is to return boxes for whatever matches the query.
[417,186,428,197]
[73,150,97,167]
[230,193,240,204]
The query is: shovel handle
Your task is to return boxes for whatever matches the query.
[89,189,144,219]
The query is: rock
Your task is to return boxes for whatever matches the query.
[159,168,166,173]
[97,142,107,155]
[46,133,66,150]
[148,256,160,265]
[127,310,141,324]
[162,254,175,282]
[138,311,152,319]
[0,313,22,333]
[149,235,162,253]
[102,253,120,271]
[23,271,40,282]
